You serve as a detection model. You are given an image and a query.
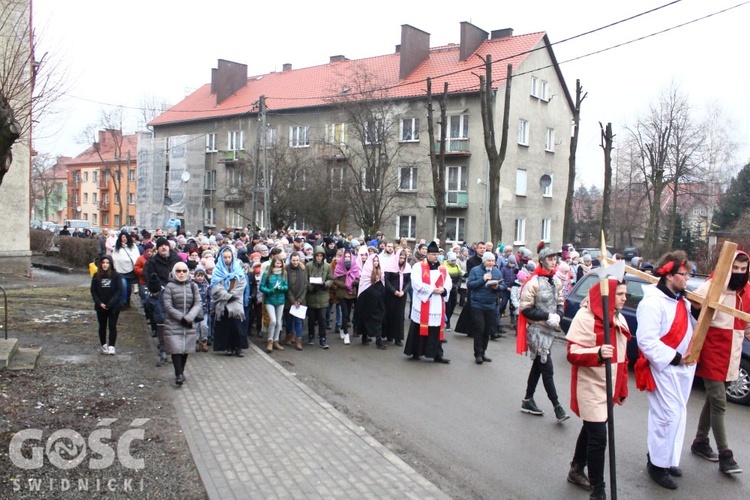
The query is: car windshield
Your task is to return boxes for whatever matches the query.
[572,274,646,310]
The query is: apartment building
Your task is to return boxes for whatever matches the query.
[67,130,138,229]
[146,22,574,246]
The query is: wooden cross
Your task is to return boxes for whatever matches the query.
[603,240,750,363]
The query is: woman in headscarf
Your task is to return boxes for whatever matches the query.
[356,253,387,349]
[163,261,203,385]
[210,245,248,357]
[384,247,412,346]
[555,260,575,302]
[90,255,123,355]
[333,248,361,345]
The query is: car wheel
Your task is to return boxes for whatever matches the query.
[726,358,750,406]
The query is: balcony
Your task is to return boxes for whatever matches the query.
[99,202,110,211]
[426,191,469,209]
[218,150,247,164]
[314,142,347,159]
[432,138,471,156]
[222,187,244,202]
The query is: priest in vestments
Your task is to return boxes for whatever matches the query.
[404,241,452,363]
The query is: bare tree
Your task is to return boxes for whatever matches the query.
[1,1,65,186]
[138,94,171,131]
[31,153,55,220]
[426,78,448,244]
[564,80,587,243]
[326,64,414,238]
[478,59,512,245]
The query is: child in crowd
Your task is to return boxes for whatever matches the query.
[509,270,528,332]
[144,273,168,366]
[193,266,211,352]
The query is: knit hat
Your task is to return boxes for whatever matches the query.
[482,252,496,263]
[507,255,517,265]
[526,261,536,272]
[143,241,154,250]
[350,239,360,247]
[194,266,206,277]
[155,237,169,248]
[147,272,162,293]
[446,251,457,261]
[582,254,592,263]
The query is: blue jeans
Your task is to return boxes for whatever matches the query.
[289,316,304,338]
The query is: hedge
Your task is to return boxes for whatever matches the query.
[57,237,99,268]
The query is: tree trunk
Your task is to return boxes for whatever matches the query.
[564,80,586,243]
[426,78,448,245]
[599,122,614,243]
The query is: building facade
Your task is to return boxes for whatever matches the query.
[147,22,574,248]
[67,130,138,230]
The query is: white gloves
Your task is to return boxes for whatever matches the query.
[547,313,561,327]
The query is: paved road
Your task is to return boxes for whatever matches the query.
[261,324,750,499]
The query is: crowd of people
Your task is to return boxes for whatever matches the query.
[86,226,750,499]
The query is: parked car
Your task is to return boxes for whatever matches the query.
[88,226,104,235]
[577,247,613,262]
[561,271,750,406]
[622,247,639,261]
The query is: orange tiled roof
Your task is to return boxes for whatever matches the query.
[69,133,138,166]
[151,32,548,126]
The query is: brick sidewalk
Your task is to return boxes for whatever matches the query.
[173,345,449,499]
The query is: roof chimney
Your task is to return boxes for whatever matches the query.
[329,55,347,63]
[460,22,489,61]
[211,59,248,105]
[491,28,514,40]
[399,24,430,80]
[282,63,292,72]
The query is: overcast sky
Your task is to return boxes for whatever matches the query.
[32,0,750,186]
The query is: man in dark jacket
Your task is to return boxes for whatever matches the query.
[144,237,182,287]
[305,246,333,349]
[467,252,504,364]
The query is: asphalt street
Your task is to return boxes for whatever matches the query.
[261,321,750,499]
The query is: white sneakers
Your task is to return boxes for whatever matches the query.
[343,334,351,345]
[101,344,116,355]
[340,331,345,340]
[108,346,116,355]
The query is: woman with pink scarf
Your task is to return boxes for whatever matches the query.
[356,253,387,348]
[333,248,360,345]
[384,247,412,346]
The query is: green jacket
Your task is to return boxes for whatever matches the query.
[305,247,333,308]
[259,271,288,307]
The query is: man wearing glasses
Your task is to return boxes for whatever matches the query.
[635,250,696,490]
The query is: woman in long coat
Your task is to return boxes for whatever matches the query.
[356,253,387,349]
[163,261,203,385]
[211,245,248,357]
[384,247,411,346]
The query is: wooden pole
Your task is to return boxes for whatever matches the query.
[599,278,617,499]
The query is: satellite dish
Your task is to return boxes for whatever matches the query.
[164,196,173,206]
[540,174,552,188]
[76,206,82,213]
[181,172,191,182]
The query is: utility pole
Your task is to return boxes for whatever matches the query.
[261,96,270,231]
[252,95,270,231]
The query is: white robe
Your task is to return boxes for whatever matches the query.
[410,263,452,326]
[636,284,696,468]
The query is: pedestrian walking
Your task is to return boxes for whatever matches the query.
[384,247,412,346]
[90,255,123,355]
[211,245,248,357]
[357,253,387,349]
[163,262,203,385]
[467,252,504,364]
[333,248,360,345]
[260,255,289,353]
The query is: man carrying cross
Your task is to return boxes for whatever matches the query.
[688,251,750,475]
[635,250,696,490]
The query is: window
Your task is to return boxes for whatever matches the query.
[83,213,88,220]
[204,170,217,191]
[365,120,383,145]
[228,131,245,151]
[128,216,136,225]
[542,174,553,197]
[516,169,527,196]
[530,76,539,98]
[400,118,419,142]
[448,115,469,139]
[114,214,121,227]
[545,128,555,152]
[204,207,215,226]
[362,167,378,191]
[445,217,465,242]
[541,219,551,242]
[103,193,109,204]
[226,209,242,228]
[83,193,88,203]
[399,167,417,191]
[128,169,136,182]
[518,119,529,146]
[102,214,109,226]
[227,168,242,186]
[83,172,89,182]
[206,133,218,152]
[128,193,136,205]
[264,127,277,148]
[515,218,526,245]
[115,195,120,205]
[92,192,97,203]
[93,171,98,182]
[446,166,468,205]
[325,123,347,145]
[289,126,310,148]
[330,165,343,191]
[92,213,97,225]
[397,215,416,239]
[540,80,550,101]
